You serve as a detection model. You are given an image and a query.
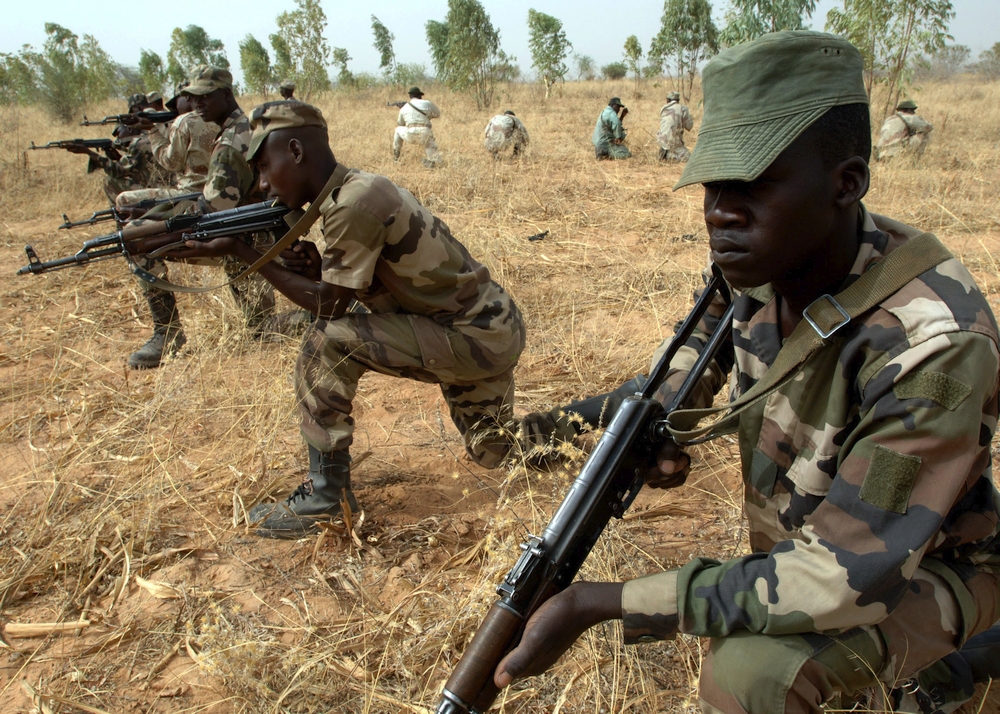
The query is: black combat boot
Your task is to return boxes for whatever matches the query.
[250,448,358,539]
[127,290,187,369]
[957,622,1000,683]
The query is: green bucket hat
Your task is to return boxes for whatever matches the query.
[408,86,424,97]
[185,65,234,96]
[896,98,917,111]
[676,30,869,190]
[247,100,328,160]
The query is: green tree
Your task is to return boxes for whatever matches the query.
[623,35,643,89]
[166,25,228,86]
[240,35,272,96]
[139,50,168,93]
[425,0,513,109]
[719,0,817,45]
[574,53,595,80]
[527,9,572,99]
[332,47,355,88]
[396,62,429,87]
[371,15,397,82]
[975,42,1000,81]
[827,0,954,117]
[79,33,119,101]
[649,0,719,101]
[602,61,627,80]
[273,0,332,99]
[270,34,294,86]
[0,51,41,105]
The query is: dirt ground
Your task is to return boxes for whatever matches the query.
[1,79,999,713]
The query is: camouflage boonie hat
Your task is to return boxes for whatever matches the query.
[185,65,233,95]
[897,98,918,111]
[146,91,162,104]
[247,100,328,160]
[408,86,424,97]
[667,91,680,101]
[279,80,296,91]
[676,31,869,190]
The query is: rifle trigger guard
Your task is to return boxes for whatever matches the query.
[619,472,645,513]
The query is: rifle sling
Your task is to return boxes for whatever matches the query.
[665,232,954,444]
[407,101,428,117]
[129,163,350,293]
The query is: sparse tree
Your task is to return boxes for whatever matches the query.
[79,33,119,101]
[37,23,85,122]
[527,9,572,99]
[371,15,397,82]
[975,42,1000,81]
[0,51,41,105]
[827,0,954,117]
[916,43,969,79]
[650,0,719,101]
[574,53,595,80]
[138,49,168,94]
[396,62,429,87]
[602,61,627,80]
[332,47,354,88]
[273,0,333,99]
[270,34,294,86]
[166,25,228,86]
[719,0,816,46]
[240,35,272,96]
[425,0,513,109]
[623,35,643,89]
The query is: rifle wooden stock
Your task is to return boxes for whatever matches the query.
[435,268,733,714]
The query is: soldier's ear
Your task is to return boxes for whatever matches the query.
[288,138,306,165]
[833,156,869,208]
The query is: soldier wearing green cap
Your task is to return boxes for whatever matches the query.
[503,31,1000,713]
[592,97,630,160]
[656,90,694,162]
[875,98,934,162]
[393,85,443,167]
[168,100,526,539]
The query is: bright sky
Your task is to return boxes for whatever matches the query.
[5,0,999,83]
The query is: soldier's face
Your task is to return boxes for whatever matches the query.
[702,133,842,290]
[255,135,308,209]
[193,89,228,125]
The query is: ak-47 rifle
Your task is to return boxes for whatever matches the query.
[80,111,177,126]
[18,200,291,276]
[435,266,734,714]
[58,192,203,230]
[29,138,118,152]
[387,101,408,108]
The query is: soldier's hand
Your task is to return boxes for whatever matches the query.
[494,582,623,688]
[167,236,238,259]
[63,142,93,156]
[280,240,321,280]
[645,440,691,489]
[131,117,156,132]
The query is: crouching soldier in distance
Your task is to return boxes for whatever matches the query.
[170,100,526,539]
[507,31,1000,713]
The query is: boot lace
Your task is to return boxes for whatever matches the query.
[285,478,315,505]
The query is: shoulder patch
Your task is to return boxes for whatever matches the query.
[893,371,971,411]
[860,445,922,514]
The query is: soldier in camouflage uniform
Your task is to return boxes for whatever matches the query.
[279,80,295,100]
[657,91,694,162]
[592,97,631,160]
[499,31,1000,714]
[171,100,526,539]
[484,110,529,158]
[68,124,174,203]
[875,99,934,161]
[393,86,443,168]
[126,66,276,369]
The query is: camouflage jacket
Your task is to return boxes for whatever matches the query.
[397,99,440,128]
[148,111,219,193]
[317,163,522,342]
[876,112,934,159]
[623,207,1000,644]
[197,107,257,213]
[656,101,693,151]
[592,106,626,151]
[87,134,173,190]
[484,114,529,152]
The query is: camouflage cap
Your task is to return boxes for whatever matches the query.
[246,100,328,160]
[128,93,147,110]
[667,91,680,102]
[408,86,424,97]
[185,65,233,96]
[146,91,162,104]
[676,31,869,190]
[279,80,296,91]
[166,80,190,111]
[897,98,918,111]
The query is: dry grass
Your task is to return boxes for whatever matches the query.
[1,77,999,713]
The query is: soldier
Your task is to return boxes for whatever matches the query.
[125,66,276,370]
[145,91,165,111]
[66,121,174,203]
[392,86,443,167]
[279,80,296,100]
[170,100,526,539]
[484,110,529,159]
[592,97,631,160]
[875,99,933,161]
[656,90,694,162]
[503,31,1000,713]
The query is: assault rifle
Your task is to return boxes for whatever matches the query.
[80,111,177,126]
[29,138,118,152]
[387,101,408,108]
[435,266,734,714]
[18,200,291,276]
[58,192,203,230]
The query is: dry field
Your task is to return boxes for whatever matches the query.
[1,78,999,713]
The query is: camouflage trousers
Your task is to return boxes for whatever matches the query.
[658,144,691,162]
[115,187,195,209]
[595,143,632,160]
[393,126,443,166]
[296,312,525,469]
[698,565,1000,714]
